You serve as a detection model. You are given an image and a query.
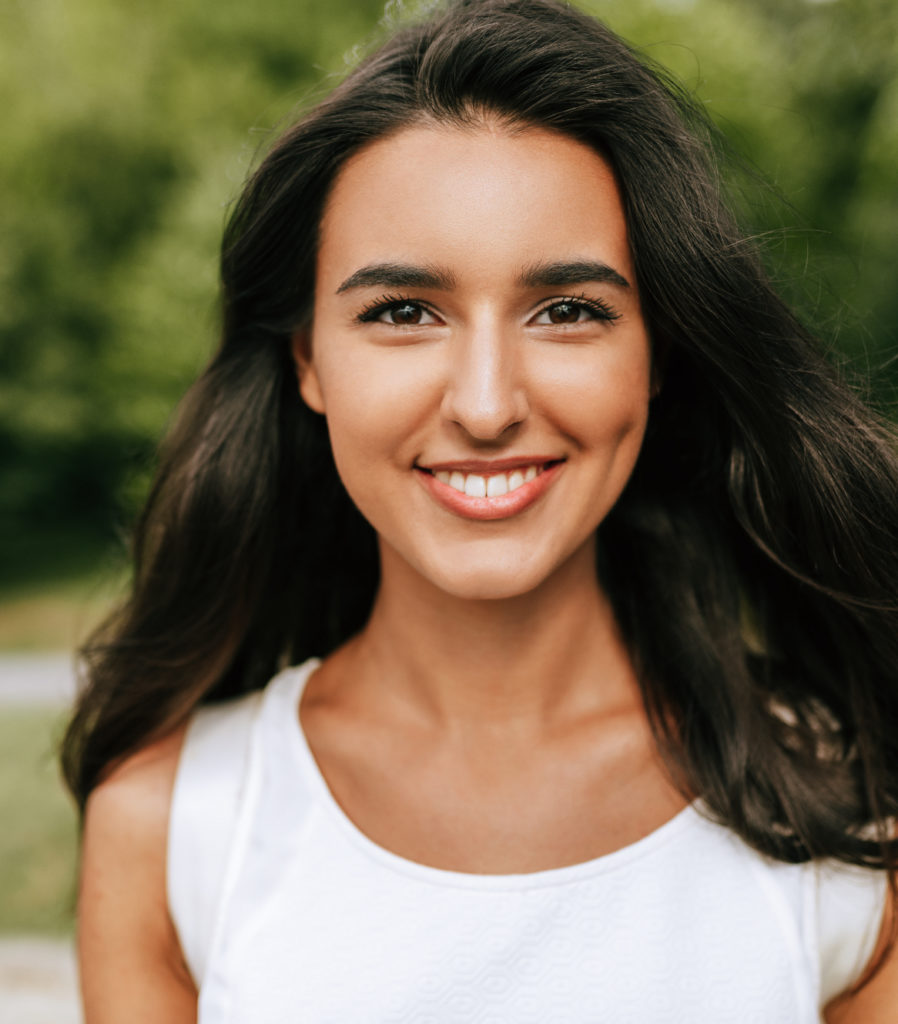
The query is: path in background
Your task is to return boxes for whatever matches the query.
[0,653,77,705]
[0,937,80,1024]
[0,657,80,1020]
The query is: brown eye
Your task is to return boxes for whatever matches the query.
[546,302,582,324]
[388,303,424,325]
[532,298,620,327]
[358,299,440,326]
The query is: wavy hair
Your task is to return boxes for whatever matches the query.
[63,0,898,872]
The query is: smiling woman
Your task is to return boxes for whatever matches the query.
[298,125,651,597]
[61,1,898,1022]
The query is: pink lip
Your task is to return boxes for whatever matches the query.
[420,456,561,474]
[415,461,564,521]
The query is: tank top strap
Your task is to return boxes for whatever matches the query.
[167,660,319,986]
[167,689,264,984]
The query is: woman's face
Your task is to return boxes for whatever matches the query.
[296,121,653,601]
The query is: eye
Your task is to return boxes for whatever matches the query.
[531,297,620,326]
[357,298,441,326]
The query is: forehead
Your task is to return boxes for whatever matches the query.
[317,122,634,288]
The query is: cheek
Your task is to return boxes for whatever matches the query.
[544,346,652,527]
[597,368,652,441]
[537,340,652,444]
[314,348,431,498]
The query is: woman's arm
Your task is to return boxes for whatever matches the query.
[825,886,898,1023]
[78,726,197,1023]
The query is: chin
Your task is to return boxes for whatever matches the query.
[414,549,560,603]
[434,575,540,602]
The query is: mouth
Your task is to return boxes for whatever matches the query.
[423,460,559,497]
[414,458,565,520]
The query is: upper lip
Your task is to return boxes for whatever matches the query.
[417,456,564,474]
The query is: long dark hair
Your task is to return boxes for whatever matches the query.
[63,0,898,872]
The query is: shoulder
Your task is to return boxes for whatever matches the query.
[82,724,190,910]
[79,725,197,1021]
[84,725,187,849]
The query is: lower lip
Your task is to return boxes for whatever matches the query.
[415,463,563,521]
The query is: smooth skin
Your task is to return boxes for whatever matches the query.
[294,121,682,873]
[78,122,898,1020]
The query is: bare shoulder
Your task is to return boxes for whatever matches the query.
[825,884,898,1024]
[79,724,197,1023]
[85,724,187,839]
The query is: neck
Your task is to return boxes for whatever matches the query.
[343,538,640,734]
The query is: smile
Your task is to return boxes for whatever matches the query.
[434,465,540,497]
[415,459,564,520]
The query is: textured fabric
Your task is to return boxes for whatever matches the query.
[169,660,887,1023]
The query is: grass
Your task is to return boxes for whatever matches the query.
[0,706,78,934]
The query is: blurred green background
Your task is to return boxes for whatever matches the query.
[0,0,895,934]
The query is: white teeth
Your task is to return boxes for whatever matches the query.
[434,464,546,497]
[464,475,487,497]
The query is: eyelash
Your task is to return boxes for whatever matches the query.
[354,292,622,325]
[538,293,621,324]
[356,294,435,323]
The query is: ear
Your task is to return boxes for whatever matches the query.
[290,329,326,414]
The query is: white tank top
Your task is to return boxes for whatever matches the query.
[168,659,887,1023]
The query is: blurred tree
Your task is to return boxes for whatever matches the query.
[0,0,894,589]
[596,0,898,387]
[0,0,385,584]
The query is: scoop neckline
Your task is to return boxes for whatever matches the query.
[281,658,701,891]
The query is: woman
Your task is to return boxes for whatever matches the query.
[64,0,898,1020]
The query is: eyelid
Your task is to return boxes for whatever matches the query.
[530,294,621,325]
[355,294,443,325]
[353,292,620,327]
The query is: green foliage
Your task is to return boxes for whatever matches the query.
[1,0,895,590]
[0,0,387,583]
[593,0,898,378]
[0,707,77,933]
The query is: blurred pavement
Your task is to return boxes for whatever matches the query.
[0,654,77,705]
[0,658,80,1020]
[0,937,80,1024]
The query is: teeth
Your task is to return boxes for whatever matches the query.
[433,464,546,497]
[464,475,487,497]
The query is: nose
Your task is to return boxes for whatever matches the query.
[440,322,529,441]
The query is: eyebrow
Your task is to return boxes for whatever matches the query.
[335,257,630,295]
[520,259,630,290]
[336,262,457,294]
